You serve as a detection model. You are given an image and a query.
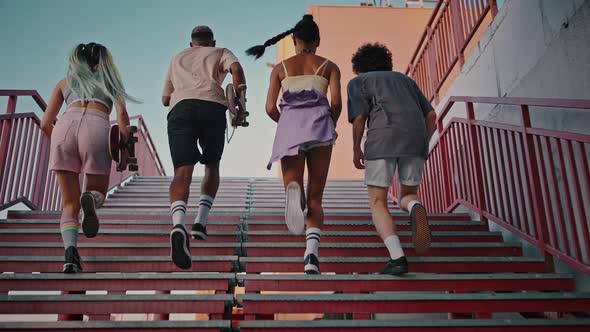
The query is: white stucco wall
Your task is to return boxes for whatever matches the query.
[439,0,590,134]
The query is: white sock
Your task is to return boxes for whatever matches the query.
[384,235,405,259]
[171,201,187,226]
[407,200,421,213]
[90,191,105,208]
[304,227,321,258]
[195,195,214,226]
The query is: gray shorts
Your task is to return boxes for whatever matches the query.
[364,157,425,188]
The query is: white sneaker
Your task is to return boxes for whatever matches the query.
[285,181,305,235]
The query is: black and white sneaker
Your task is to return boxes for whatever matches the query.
[304,254,320,275]
[170,224,192,269]
[63,246,82,274]
[285,182,305,235]
[81,192,99,238]
[191,223,208,240]
[410,203,431,254]
[381,256,408,276]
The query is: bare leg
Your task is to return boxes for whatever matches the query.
[399,184,419,212]
[305,145,332,229]
[201,161,220,198]
[367,185,398,240]
[281,152,306,234]
[56,171,82,273]
[80,174,109,238]
[193,162,220,232]
[169,165,194,204]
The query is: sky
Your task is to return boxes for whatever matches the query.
[0,0,424,178]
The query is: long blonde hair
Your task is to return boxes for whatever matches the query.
[66,43,139,104]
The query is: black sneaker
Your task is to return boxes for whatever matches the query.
[304,254,320,275]
[410,203,431,254]
[191,223,208,240]
[170,224,192,269]
[63,246,82,273]
[381,256,408,276]
[81,192,99,238]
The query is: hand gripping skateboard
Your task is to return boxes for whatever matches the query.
[226,83,249,127]
[109,125,138,172]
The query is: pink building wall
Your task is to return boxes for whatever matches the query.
[277,5,433,179]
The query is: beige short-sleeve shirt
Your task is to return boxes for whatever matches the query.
[162,46,239,110]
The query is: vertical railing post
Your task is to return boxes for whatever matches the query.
[466,102,487,220]
[426,26,439,103]
[32,134,50,209]
[437,114,453,209]
[488,0,499,18]
[449,0,466,67]
[0,96,18,203]
[520,105,553,271]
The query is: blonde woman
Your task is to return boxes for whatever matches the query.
[41,42,137,273]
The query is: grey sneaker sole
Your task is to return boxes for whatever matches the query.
[81,192,99,238]
[411,204,431,254]
[170,228,192,269]
[285,182,305,235]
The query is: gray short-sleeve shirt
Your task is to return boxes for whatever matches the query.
[347,71,434,160]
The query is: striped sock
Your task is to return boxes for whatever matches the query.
[304,227,321,258]
[171,201,187,226]
[60,218,80,249]
[195,195,214,226]
[90,191,105,208]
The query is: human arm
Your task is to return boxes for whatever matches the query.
[265,65,281,123]
[162,60,174,107]
[328,63,342,125]
[352,115,367,170]
[425,111,437,141]
[115,97,130,141]
[40,79,66,137]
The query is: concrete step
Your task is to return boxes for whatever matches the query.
[237,273,574,292]
[241,230,503,243]
[6,211,242,221]
[0,242,242,257]
[1,219,486,232]
[0,294,233,314]
[0,273,233,292]
[236,292,590,315]
[0,241,521,258]
[0,229,242,243]
[236,319,590,331]
[239,256,548,274]
[0,255,238,273]
[0,321,230,331]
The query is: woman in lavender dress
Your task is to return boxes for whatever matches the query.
[247,14,342,274]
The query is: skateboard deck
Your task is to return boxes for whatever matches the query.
[109,124,138,172]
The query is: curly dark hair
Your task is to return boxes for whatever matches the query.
[351,43,393,74]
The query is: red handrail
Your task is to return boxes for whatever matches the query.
[0,90,166,211]
[391,96,590,274]
[406,0,498,103]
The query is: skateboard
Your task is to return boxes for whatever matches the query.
[109,125,138,172]
[226,83,249,127]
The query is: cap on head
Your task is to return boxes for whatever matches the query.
[191,25,214,41]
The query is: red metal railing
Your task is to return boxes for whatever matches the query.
[392,96,590,274]
[0,90,166,211]
[406,0,498,103]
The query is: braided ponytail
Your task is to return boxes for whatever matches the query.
[246,14,319,59]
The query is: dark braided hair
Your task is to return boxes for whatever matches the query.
[246,14,320,59]
[75,42,105,69]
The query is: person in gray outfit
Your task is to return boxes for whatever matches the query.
[347,43,437,275]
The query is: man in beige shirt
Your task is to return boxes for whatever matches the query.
[163,25,246,270]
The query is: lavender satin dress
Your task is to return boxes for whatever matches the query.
[267,60,336,170]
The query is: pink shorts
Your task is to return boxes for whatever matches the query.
[49,107,112,175]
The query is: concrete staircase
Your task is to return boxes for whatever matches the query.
[1,176,589,331]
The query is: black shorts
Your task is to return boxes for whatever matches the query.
[167,99,227,169]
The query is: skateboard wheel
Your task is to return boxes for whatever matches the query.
[129,164,139,172]
[128,126,138,133]
[128,157,137,164]
[244,111,250,116]
[242,122,250,127]
[132,137,138,143]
